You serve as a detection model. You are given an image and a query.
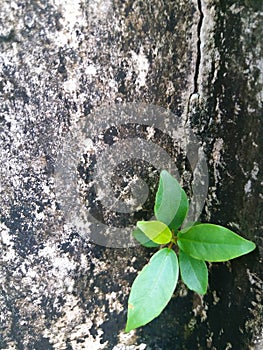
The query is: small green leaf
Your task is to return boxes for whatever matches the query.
[178,224,256,262]
[137,221,172,244]
[125,248,179,332]
[179,249,208,294]
[132,227,160,248]
[154,170,188,230]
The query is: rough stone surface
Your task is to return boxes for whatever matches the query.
[0,1,262,349]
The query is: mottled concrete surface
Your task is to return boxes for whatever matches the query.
[0,1,262,349]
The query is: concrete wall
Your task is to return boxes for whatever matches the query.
[0,1,262,349]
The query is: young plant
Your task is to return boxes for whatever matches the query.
[125,170,256,332]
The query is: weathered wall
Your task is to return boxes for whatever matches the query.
[0,1,262,349]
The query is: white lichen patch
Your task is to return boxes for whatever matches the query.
[86,64,97,76]
[192,294,207,322]
[244,162,260,196]
[0,222,16,262]
[131,47,150,89]
[0,222,13,246]
[251,162,259,180]
[116,330,143,349]
[70,331,108,350]
[63,78,79,93]
[244,179,252,195]
[146,126,155,140]
[87,0,112,20]
[50,0,86,48]
[43,294,109,349]
[210,137,224,185]
[105,291,124,313]
[37,243,78,293]
[212,290,220,305]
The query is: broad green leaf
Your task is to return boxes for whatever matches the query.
[137,221,172,244]
[177,224,256,262]
[132,227,160,248]
[125,248,179,332]
[179,249,208,294]
[154,170,189,230]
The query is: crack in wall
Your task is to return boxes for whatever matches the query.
[185,0,204,123]
[194,0,204,94]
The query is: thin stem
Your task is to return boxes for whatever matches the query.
[168,241,174,249]
[168,230,178,249]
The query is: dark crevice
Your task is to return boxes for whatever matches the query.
[185,0,204,123]
[194,0,204,94]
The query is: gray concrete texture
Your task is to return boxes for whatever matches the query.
[0,0,262,349]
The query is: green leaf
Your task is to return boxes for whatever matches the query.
[125,248,179,332]
[177,224,256,262]
[132,227,160,248]
[137,221,172,244]
[179,249,208,294]
[154,170,189,230]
